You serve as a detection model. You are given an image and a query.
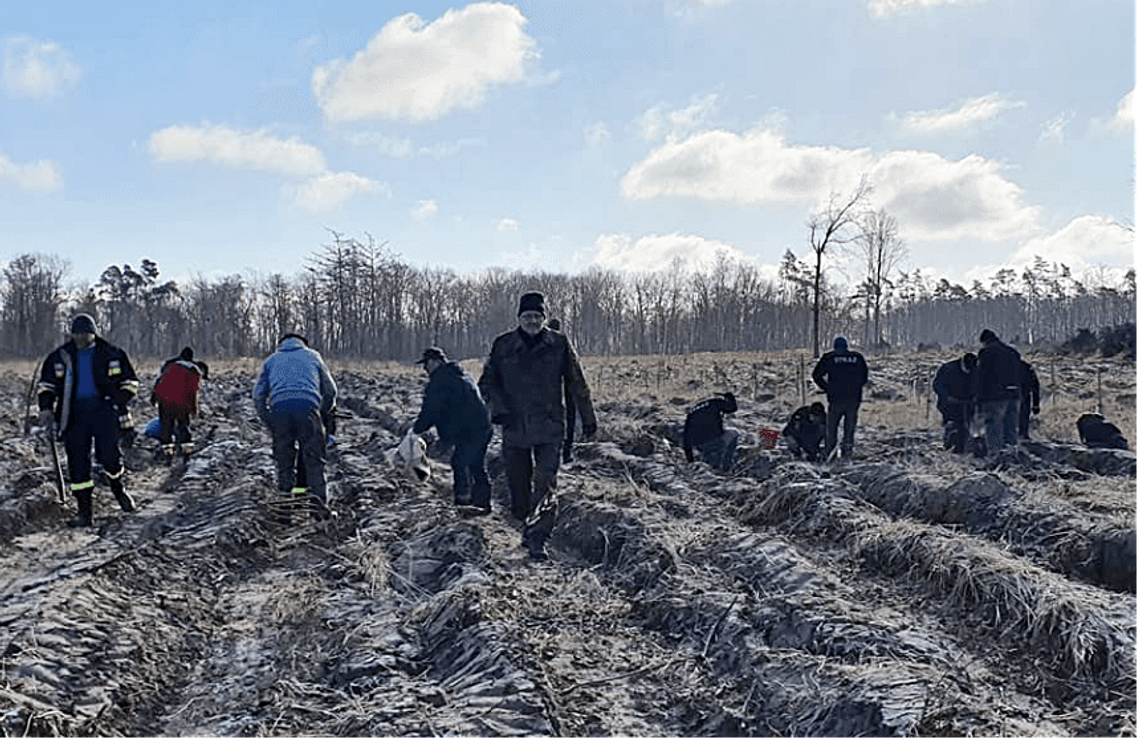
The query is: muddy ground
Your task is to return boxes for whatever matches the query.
[0,350,1134,737]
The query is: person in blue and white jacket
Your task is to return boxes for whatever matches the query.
[253,333,338,520]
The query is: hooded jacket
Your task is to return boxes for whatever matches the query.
[932,359,974,416]
[478,327,596,448]
[37,337,140,436]
[413,360,491,446]
[253,337,337,424]
[973,338,1021,402]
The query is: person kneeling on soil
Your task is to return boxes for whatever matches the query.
[683,392,739,472]
[782,401,826,462]
[1076,413,1129,450]
[411,346,494,516]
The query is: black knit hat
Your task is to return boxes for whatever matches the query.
[70,313,97,335]
[416,346,447,365]
[179,346,194,361]
[979,329,998,343]
[517,292,545,316]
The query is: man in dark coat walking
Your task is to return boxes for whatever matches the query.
[932,352,976,453]
[479,292,597,560]
[37,313,141,527]
[973,329,1022,454]
[812,336,869,459]
[683,392,739,471]
[413,346,494,515]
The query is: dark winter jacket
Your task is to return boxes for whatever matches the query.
[253,337,338,425]
[973,338,1021,402]
[478,327,596,448]
[37,337,140,436]
[683,393,737,462]
[1077,413,1129,450]
[413,361,491,446]
[1019,361,1040,412]
[812,350,869,403]
[932,359,974,419]
[782,402,826,455]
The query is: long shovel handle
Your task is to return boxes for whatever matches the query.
[48,434,66,505]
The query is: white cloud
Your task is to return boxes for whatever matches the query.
[622,126,1041,243]
[1005,214,1134,272]
[2,35,80,99]
[345,131,484,159]
[412,200,438,220]
[312,3,548,122]
[589,232,749,273]
[584,122,610,146]
[1111,88,1134,130]
[498,218,520,232]
[0,152,63,192]
[290,172,390,211]
[868,0,978,18]
[1038,112,1073,143]
[149,123,326,175]
[900,93,1022,134]
[637,93,720,142]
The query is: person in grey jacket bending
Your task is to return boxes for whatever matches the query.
[254,333,338,520]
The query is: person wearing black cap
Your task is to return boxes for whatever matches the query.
[932,352,977,453]
[151,346,209,462]
[811,336,869,459]
[411,346,494,514]
[973,329,1022,454]
[479,291,597,560]
[253,332,338,520]
[36,313,141,526]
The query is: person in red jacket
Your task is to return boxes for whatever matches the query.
[151,346,208,462]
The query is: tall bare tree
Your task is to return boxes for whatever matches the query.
[857,208,907,349]
[0,253,69,356]
[806,176,871,356]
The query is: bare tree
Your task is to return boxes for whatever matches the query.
[806,176,871,356]
[0,253,69,356]
[857,208,907,349]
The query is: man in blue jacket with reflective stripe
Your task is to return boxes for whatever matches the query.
[254,333,338,520]
[37,313,141,527]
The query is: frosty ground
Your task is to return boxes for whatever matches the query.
[0,349,1134,736]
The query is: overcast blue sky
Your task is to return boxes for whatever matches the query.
[0,0,1134,290]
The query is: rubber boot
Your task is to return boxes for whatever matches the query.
[109,477,135,513]
[161,443,176,464]
[68,490,93,528]
[180,441,195,459]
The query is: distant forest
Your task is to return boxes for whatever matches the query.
[1,232,1134,361]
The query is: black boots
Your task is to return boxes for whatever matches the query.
[109,477,135,513]
[68,490,93,528]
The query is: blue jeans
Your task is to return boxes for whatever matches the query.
[980,398,1019,453]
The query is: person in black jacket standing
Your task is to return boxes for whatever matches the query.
[812,336,869,459]
[932,352,977,453]
[36,313,141,527]
[973,329,1022,454]
[683,392,739,471]
[412,346,494,515]
[1018,359,1040,439]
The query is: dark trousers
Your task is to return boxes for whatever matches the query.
[451,429,492,506]
[504,443,561,553]
[826,400,861,456]
[269,405,327,501]
[64,398,123,484]
[980,398,1018,453]
[941,415,969,453]
[697,429,739,471]
[1018,400,1032,438]
[158,402,192,445]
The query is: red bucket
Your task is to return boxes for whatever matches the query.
[757,427,780,450]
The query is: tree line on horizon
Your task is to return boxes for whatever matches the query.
[0,231,1133,363]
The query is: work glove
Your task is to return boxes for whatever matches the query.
[491,412,515,427]
[582,422,597,439]
[37,409,55,433]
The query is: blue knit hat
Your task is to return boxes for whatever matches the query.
[833,336,848,351]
